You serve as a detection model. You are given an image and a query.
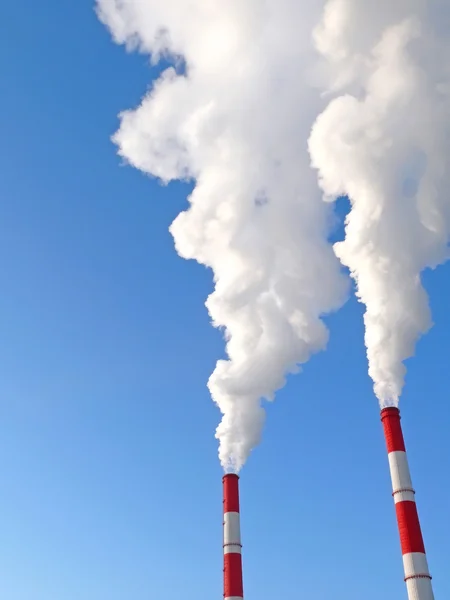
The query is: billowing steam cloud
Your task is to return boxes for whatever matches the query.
[310,0,450,406]
[96,0,348,471]
[97,0,450,469]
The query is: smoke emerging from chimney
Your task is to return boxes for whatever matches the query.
[97,0,450,469]
[309,0,450,407]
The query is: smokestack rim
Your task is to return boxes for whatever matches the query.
[223,473,240,483]
[381,406,401,422]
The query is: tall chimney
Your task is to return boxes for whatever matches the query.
[380,407,434,600]
[223,474,244,600]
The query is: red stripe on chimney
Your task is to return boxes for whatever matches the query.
[224,553,243,598]
[223,474,240,514]
[381,407,406,453]
[395,500,426,555]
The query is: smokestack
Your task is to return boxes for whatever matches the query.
[380,407,434,600]
[223,474,244,600]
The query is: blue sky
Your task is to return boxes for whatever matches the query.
[0,1,449,598]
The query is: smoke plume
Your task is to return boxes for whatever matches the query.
[97,0,450,468]
[96,0,348,472]
[309,0,450,407]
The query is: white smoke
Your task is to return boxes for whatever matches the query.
[309,0,450,407]
[96,0,348,472]
[97,0,450,467]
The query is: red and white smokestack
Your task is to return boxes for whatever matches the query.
[223,474,244,600]
[381,407,434,600]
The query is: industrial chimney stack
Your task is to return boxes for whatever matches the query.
[381,407,434,600]
[223,474,244,600]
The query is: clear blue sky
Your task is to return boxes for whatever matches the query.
[0,1,449,599]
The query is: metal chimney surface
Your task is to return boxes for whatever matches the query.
[381,407,434,600]
[223,474,244,600]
